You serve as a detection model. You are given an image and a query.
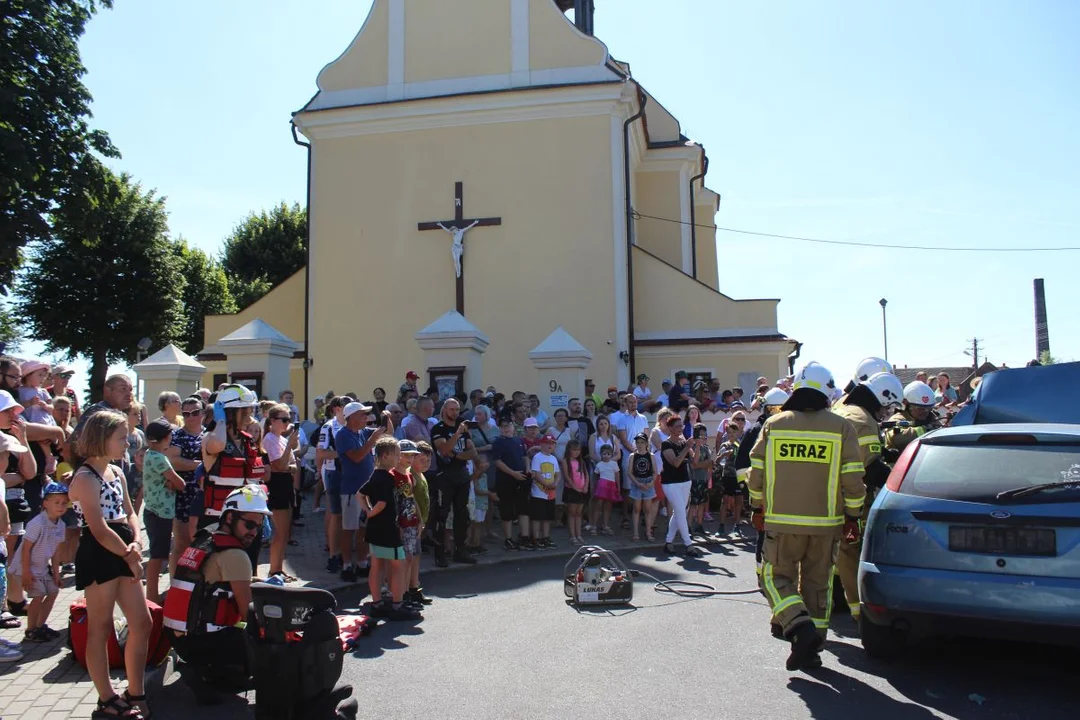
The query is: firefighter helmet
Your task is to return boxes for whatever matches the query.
[763,387,790,406]
[854,357,894,383]
[221,485,271,517]
[903,381,936,407]
[863,372,905,409]
[792,363,836,399]
[216,384,258,409]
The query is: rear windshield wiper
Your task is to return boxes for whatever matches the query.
[996,482,1080,501]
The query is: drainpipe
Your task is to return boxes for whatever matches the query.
[291,122,312,418]
[688,148,708,279]
[623,86,647,383]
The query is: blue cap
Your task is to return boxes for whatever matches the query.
[662,379,671,385]
[43,482,69,497]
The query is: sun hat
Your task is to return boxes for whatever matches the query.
[0,391,24,415]
[523,417,539,428]
[19,360,49,377]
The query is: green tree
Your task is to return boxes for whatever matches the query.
[15,162,184,400]
[1,0,118,292]
[1039,350,1057,366]
[0,305,22,353]
[173,239,237,356]
[220,202,307,309]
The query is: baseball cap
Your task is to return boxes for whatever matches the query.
[541,433,557,444]
[398,439,421,455]
[662,378,671,385]
[406,370,419,380]
[633,432,649,443]
[42,481,69,497]
[523,417,539,428]
[675,370,688,378]
[0,390,24,415]
[53,364,75,377]
[145,418,174,442]
[343,401,373,419]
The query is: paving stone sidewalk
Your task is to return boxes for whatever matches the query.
[0,498,727,719]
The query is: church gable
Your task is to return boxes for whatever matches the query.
[305,0,623,112]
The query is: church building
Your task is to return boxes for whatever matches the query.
[197,0,795,414]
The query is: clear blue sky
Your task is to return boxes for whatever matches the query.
[41,0,1080,395]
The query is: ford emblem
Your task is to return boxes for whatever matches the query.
[990,510,1011,519]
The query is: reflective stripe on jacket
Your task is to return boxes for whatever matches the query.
[831,403,883,468]
[747,409,865,534]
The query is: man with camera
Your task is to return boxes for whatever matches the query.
[430,398,478,567]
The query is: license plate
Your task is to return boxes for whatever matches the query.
[949,525,1056,556]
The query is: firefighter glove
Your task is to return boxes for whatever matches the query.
[751,509,765,532]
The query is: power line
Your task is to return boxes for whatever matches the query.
[630,210,1080,253]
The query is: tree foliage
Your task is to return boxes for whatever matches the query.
[0,0,118,292]
[173,239,236,356]
[0,305,22,354]
[15,162,184,400]
[220,202,307,309]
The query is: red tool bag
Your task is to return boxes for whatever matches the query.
[68,598,171,669]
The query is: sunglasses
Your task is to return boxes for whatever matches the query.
[181,410,202,418]
[237,518,261,532]
[271,416,289,422]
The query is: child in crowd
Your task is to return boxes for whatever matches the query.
[715,419,742,535]
[392,440,431,609]
[560,440,589,545]
[688,424,713,537]
[591,445,621,536]
[18,361,58,476]
[521,417,543,460]
[528,435,559,549]
[140,419,185,604]
[407,443,433,606]
[628,433,658,541]
[467,457,495,553]
[360,437,420,621]
[13,482,68,642]
[491,417,530,550]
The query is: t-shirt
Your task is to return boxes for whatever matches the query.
[391,468,420,528]
[401,415,431,445]
[361,468,401,548]
[668,383,689,412]
[595,460,619,484]
[335,426,376,495]
[616,413,649,453]
[630,452,654,485]
[10,512,64,577]
[490,435,526,483]
[317,418,341,474]
[202,544,252,585]
[632,386,653,408]
[170,428,203,484]
[19,386,54,425]
[262,432,288,466]
[660,439,690,484]
[473,469,489,511]
[529,452,558,500]
[431,420,469,475]
[413,471,430,524]
[142,449,177,520]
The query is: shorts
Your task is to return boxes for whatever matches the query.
[496,476,519,519]
[23,477,43,516]
[628,483,656,501]
[690,474,710,505]
[340,493,366,531]
[322,469,342,494]
[188,487,204,519]
[75,523,135,590]
[7,522,24,536]
[369,543,405,561]
[143,510,173,560]
[175,479,198,523]
[61,507,79,529]
[267,472,294,511]
[513,480,532,518]
[400,526,420,557]
[5,494,32,525]
[473,507,487,522]
[528,496,555,522]
[562,487,589,505]
[26,574,59,599]
[721,475,739,496]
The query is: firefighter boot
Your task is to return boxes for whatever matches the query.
[785,621,824,671]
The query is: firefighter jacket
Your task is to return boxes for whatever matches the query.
[885,408,938,453]
[831,403,883,468]
[162,529,247,636]
[747,409,865,535]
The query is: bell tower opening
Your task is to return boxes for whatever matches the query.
[555,0,595,37]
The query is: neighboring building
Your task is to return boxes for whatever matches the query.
[198,0,795,414]
[895,362,1000,402]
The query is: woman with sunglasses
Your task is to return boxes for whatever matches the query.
[261,404,299,582]
[660,415,703,556]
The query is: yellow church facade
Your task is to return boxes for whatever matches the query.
[197,0,795,413]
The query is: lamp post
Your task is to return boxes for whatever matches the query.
[879,298,889,362]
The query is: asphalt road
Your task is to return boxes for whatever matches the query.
[158,540,1078,720]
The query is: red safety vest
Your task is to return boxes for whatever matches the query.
[162,530,247,635]
[204,431,266,518]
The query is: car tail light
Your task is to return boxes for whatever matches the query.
[885,440,920,492]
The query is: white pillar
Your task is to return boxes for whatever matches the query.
[132,344,206,408]
[215,319,300,400]
[415,310,490,400]
[529,327,593,419]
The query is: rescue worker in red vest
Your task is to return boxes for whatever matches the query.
[747,362,866,671]
[201,384,267,569]
[831,371,905,624]
[163,485,270,692]
[885,381,941,453]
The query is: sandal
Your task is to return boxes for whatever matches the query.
[0,612,21,629]
[92,694,142,719]
[122,690,150,719]
[271,572,298,583]
[632,535,640,541]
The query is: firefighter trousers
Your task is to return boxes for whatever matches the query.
[761,531,839,636]
[835,491,874,620]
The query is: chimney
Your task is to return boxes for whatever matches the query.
[555,0,595,36]
[1034,278,1050,358]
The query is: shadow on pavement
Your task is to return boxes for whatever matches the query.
[789,667,939,719]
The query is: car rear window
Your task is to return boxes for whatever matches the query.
[901,443,1080,502]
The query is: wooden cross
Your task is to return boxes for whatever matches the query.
[418,182,502,316]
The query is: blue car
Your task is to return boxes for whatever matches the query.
[858,423,1080,657]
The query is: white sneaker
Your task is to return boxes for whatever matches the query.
[313,506,325,513]
[0,644,24,663]
[0,636,21,649]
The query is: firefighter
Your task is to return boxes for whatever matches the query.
[163,485,271,691]
[839,356,894,397]
[747,363,866,671]
[831,371,904,623]
[885,381,941,453]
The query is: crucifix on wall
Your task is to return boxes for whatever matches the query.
[418,182,502,316]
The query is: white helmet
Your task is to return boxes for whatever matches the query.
[217,384,258,409]
[854,357,894,383]
[792,363,836,399]
[763,387,790,406]
[863,372,904,409]
[221,485,271,517]
[903,381,936,407]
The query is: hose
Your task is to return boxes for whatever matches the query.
[629,570,762,598]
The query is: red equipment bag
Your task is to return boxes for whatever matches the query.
[68,597,171,669]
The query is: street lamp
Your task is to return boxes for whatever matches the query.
[879,299,889,362]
